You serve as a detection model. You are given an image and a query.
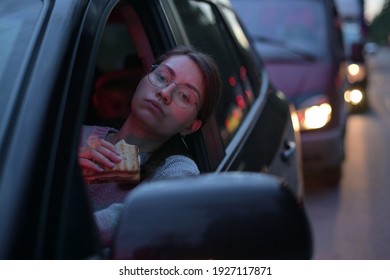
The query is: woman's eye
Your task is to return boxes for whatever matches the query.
[155,68,171,83]
[157,73,167,83]
[179,92,191,103]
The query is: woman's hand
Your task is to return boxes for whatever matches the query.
[79,135,122,173]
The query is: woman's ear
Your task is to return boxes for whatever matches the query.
[180,119,202,136]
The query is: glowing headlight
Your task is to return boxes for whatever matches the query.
[347,63,366,83]
[348,64,360,76]
[344,89,363,105]
[297,98,332,131]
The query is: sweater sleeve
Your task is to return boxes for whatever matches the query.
[94,203,123,247]
[147,155,200,181]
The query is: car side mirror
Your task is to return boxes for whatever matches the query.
[111,172,313,259]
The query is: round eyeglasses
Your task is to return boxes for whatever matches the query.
[148,65,199,112]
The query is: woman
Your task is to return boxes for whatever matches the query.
[79,46,222,247]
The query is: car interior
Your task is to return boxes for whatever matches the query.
[82,1,232,175]
[84,6,149,129]
[89,4,212,171]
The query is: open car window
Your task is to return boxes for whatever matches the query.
[84,5,151,130]
[82,0,219,174]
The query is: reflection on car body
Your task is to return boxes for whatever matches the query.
[0,0,311,259]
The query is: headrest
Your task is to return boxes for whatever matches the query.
[95,70,134,91]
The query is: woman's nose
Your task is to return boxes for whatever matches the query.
[156,83,176,104]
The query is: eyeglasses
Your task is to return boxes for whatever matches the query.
[148,64,199,112]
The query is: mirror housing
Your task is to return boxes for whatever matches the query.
[112,172,313,259]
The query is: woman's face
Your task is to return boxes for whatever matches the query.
[130,55,204,138]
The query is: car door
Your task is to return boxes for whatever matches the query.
[0,0,118,259]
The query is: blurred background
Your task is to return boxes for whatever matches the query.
[365,0,390,44]
[340,0,390,45]
[307,0,390,259]
[233,0,390,259]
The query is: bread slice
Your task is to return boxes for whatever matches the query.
[84,139,140,185]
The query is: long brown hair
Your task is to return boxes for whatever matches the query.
[141,45,222,179]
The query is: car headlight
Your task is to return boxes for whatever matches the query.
[347,63,366,83]
[296,96,332,131]
[344,88,363,105]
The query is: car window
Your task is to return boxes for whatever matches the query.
[84,5,150,129]
[0,0,42,123]
[220,6,262,98]
[172,0,255,146]
[232,0,328,59]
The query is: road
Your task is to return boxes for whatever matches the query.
[304,47,390,259]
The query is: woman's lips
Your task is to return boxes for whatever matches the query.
[145,99,164,115]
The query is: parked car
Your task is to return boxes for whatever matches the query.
[232,0,349,183]
[0,0,311,259]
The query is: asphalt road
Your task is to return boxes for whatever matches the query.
[304,46,390,259]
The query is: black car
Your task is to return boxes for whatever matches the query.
[0,0,311,259]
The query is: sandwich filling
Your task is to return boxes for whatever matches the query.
[84,139,140,184]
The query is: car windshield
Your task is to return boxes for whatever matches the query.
[233,0,327,60]
[0,1,41,124]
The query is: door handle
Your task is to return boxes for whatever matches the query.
[281,141,296,163]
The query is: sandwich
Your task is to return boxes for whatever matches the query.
[84,139,140,185]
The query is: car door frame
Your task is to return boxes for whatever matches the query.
[0,0,120,259]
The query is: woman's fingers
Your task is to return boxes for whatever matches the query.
[95,139,122,164]
[91,145,121,168]
[79,136,122,172]
[79,157,105,172]
[78,146,106,172]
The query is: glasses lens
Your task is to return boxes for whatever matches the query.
[149,66,171,88]
[149,65,198,110]
[173,86,197,108]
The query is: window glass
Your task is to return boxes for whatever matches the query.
[85,5,148,129]
[96,23,137,73]
[220,6,261,98]
[173,0,253,146]
[0,1,42,119]
[233,0,327,60]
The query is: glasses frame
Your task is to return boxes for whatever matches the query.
[148,64,200,112]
